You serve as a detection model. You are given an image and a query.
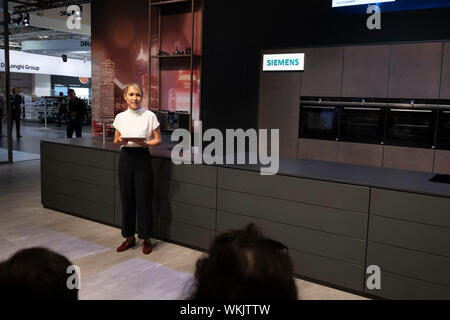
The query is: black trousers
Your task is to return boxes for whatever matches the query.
[12,111,21,137]
[118,147,154,239]
[67,119,82,138]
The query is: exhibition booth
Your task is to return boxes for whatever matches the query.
[1,49,92,124]
[37,0,450,300]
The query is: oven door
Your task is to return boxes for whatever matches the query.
[340,106,384,144]
[437,108,450,150]
[299,105,339,140]
[386,108,437,148]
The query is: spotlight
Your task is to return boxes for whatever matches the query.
[62,54,68,62]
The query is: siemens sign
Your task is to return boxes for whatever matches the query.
[263,53,305,71]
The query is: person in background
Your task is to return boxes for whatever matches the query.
[189,223,298,300]
[0,247,79,300]
[113,83,162,255]
[0,93,4,137]
[66,89,87,138]
[56,92,67,127]
[10,88,23,138]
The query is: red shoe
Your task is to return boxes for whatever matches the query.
[116,237,136,252]
[143,241,153,255]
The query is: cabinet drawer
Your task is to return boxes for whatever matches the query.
[41,143,114,170]
[290,249,364,292]
[371,188,450,227]
[44,176,114,206]
[158,218,215,250]
[367,242,450,287]
[44,192,114,225]
[170,164,217,187]
[218,189,368,239]
[218,167,369,213]
[43,159,114,188]
[369,215,450,257]
[168,181,216,209]
[365,271,450,300]
[156,200,216,230]
[217,211,366,265]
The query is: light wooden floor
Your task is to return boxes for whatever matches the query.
[0,160,367,300]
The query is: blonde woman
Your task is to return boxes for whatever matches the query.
[113,83,162,254]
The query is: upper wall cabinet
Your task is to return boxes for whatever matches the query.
[342,45,390,98]
[440,42,450,99]
[301,47,344,97]
[388,42,443,99]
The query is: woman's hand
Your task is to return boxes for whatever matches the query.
[118,137,129,146]
[114,130,128,146]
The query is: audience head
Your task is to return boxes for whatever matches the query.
[68,89,76,100]
[0,247,78,300]
[190,223,298,300]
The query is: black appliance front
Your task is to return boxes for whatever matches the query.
[340,100,385,144]
[299,99,339,141]
[385,100,438,148]
[436,105,450,150]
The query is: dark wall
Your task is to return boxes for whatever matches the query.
[201,0,450,131]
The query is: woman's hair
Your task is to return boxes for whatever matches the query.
[189,223,298,300]
[124,83,143,96]
[0,247,78,300]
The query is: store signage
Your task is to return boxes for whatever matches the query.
[22,39,91,52]
[263,53,305,71]
[332,0,395,8]
[0,50,91,77]
[79,77,90,84]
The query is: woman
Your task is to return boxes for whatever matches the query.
[113,83,162,254]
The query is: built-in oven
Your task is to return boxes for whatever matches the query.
[385,99,438,148]
[436,102,450,150]
[339,98,385,144]
[299,97,340,140]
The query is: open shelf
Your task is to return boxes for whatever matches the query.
[150,0,190,6]
[150,54,193,59]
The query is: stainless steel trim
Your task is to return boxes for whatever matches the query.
[302,106,336,110]
[390,109,432,113]
[344,107,381,111]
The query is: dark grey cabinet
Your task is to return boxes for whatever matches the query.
[388,42,443,99]
[300,46,344,97]
[367,188,450,299]
[342,45,390,98]
[259,49,303,158]
[440,42,450,99]
[41,141,450,299]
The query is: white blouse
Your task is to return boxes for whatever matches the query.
[113,107,160,148]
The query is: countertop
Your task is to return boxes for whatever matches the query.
[41,137,450,198]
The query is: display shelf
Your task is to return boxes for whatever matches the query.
[149,0,203,133]
[150,0,190,6]
[150,54,193,59]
